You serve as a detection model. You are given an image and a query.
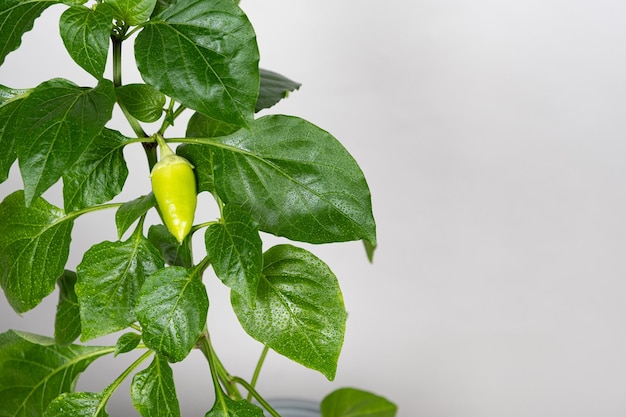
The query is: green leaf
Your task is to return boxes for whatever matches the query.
[209,115,377,245]
[0,191,74,313]
[0,0,62,66]
[115,332,142,356]
[106,0,156,25]
[76,233,164,341]
[0,90,26,183]
[205,396,264,417]
[150,0,174,17]
[205,205,262,306]
[15,78,116,205]
[321,388,397,417]
[256,69,300,113]
[45,392,109,417]
[63,128,130,212]
[0,330,111,417]
[116,84,166,123]
[136,266,208,362]
[116,193,157,239]
[0,84,28,106]
[147,224,193,268]
[134,0,259,128]
[131,354,181,417]
[60,4,113,79]
[177,143,215,194]
[55,270,82,346]
[186,111,240,139]
[232,244,347,380]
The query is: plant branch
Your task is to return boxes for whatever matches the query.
[232,376,281,417]
[111,34,149,140]
[247,345,269,401]
[198,331,244,400]
[98,350,154,415]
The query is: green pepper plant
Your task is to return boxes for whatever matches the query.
[0,0,397,416]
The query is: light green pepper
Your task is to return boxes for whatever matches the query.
[151,137,197,243]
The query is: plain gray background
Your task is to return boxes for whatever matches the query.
[2,0,626,416]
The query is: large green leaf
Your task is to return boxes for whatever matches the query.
[54,270,82,346]
[44,392,109,417]
[135,266,208,362]
[205,396,264,417]
[131,354,181,417]
[134,0,259,128]
[256,69,300,113]
[15,78,116,205]
[0,330,112,417]
[63,128,130,212]
[0,87,27,183]
[105,0,156,25]
[0,0,62,66]
[188,115,376,245]
[321,388,397,417]
[59,4,113,79]
[232,244,347,380]
[0,191,74,313]
[205,204,262,306]
[75,233,164,341]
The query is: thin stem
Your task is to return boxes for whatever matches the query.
[98,350,153,415]
[158,100,187,136]
[192,255,212,278]
[111,34,148,139]
[65,202,124,221]
[232,377,281,417]
[191,220,219,233]
[247,345,269,401]
[198,332,244,400]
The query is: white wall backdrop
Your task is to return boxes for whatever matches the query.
[2,1,626,416]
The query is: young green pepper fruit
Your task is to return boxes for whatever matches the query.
[151,136,197,244]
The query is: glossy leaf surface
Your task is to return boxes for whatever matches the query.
[205,396,264,417]
[15,78,116,205]
[177,142,215,194]
[136,266,208,362]
[0,90,24,183]
[106,0,156,25]
[135,0,259,128]
[116,193,157,239]
[60,4,112,79]
[147,224,193,268]
[0,191,74,313]
[0,330,110,417]
[0,0,61,65]
[131,354,181,417]
[321,388,397,417]
[115,332,142,356]
[54,270,82,346]
[63,128,130,212]
[205,204,262,306]
[116,83,166,123]
[232,245,346,380]
[256,69,300,112]
[45,392,109,417]
[201,115,376,245]
[76,234,164,341]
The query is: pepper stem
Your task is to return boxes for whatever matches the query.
[154,133,175,159]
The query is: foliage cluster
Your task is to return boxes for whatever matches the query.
[0,0,396,415]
